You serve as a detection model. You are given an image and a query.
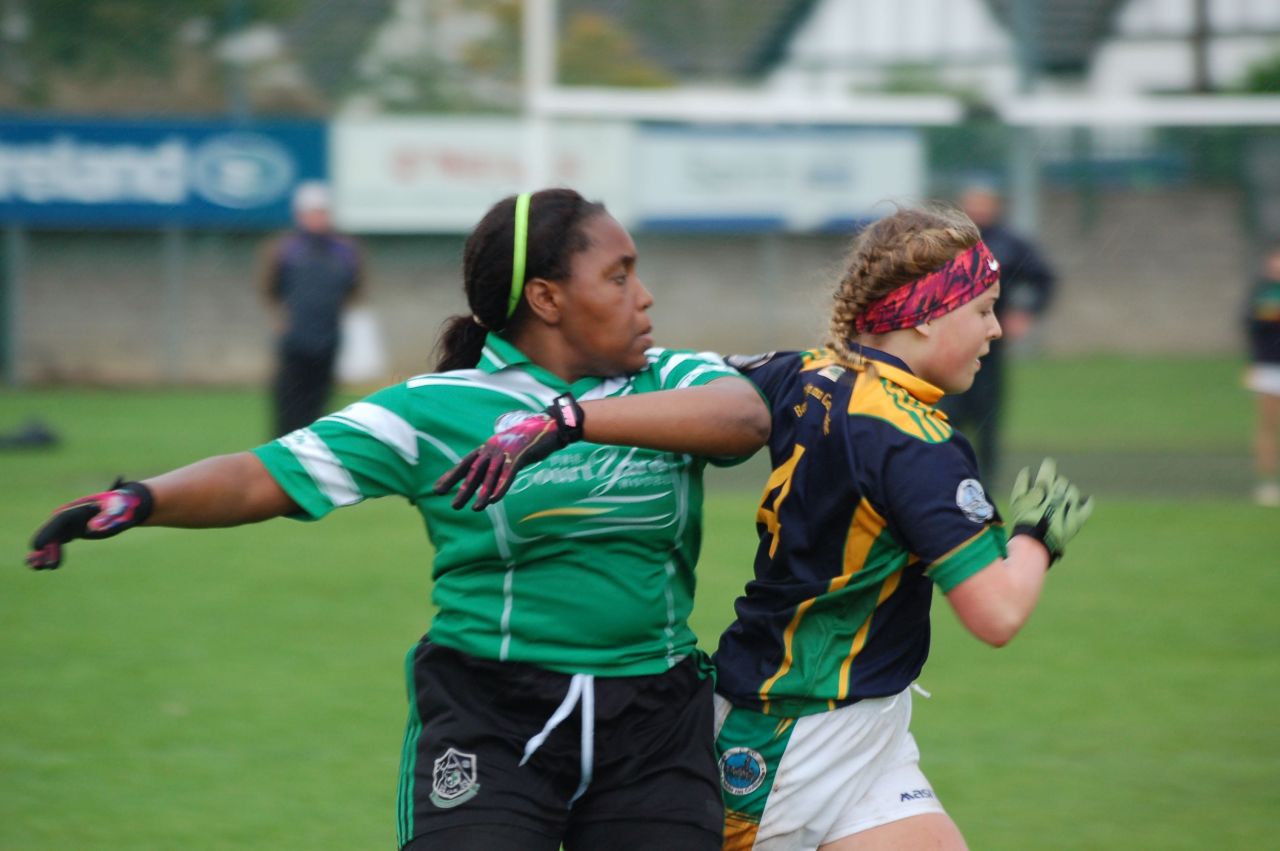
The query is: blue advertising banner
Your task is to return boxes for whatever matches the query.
[0,119,326,228]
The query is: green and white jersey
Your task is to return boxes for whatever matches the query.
[253,333,744,677]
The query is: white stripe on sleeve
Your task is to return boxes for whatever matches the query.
[281,428,363,508]
[676,365,730,388]
[322,402,421,465]
[657,352,700,385]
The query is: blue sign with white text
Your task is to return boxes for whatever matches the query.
[0,119,326,228]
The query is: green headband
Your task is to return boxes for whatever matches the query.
[507,192,532,319]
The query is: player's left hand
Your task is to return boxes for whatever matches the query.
[26,479,154,570]
[433,393,585,511]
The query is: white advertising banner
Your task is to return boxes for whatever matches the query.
[630,125,924,231]
[332,117,634,232]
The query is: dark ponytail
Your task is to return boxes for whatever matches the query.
[434,187,607,371]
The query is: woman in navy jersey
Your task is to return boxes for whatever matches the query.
[709,205,1092,850]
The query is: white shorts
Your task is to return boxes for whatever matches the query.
[714,690,946,850]
[1245,364,1280,397]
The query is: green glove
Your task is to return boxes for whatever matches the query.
[1008,458,1094,564]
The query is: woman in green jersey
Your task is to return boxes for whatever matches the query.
[27,187,770,850]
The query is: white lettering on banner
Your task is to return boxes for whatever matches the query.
[0,131,295,209]
[0,136,188,204]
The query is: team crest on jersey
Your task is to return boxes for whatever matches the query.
[430,748,480,808]
[956,478,994,523]
[719,747,767,796]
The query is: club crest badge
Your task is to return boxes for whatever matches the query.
[719,747,767,796]
[430,748,480,808]
[956,478,995,523]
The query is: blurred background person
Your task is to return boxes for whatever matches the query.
[938,183,1057,483]
[261,181,365,438]
[1245,241,1280,507]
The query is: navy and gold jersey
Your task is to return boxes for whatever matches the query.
[1246,277,1280,364]
[712,347,1008,717]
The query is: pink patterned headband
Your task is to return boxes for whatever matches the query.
[853,241,1000,335]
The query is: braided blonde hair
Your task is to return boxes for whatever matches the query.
[828,205,981,364]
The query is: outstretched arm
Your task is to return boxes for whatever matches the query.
[580,378,769,457]
[144,452,298,527]
[27,452,297,569]
[435,377,770,510]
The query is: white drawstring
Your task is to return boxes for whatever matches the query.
[880,682,932,714]
[571,677,595,807]
[520,673,596,808]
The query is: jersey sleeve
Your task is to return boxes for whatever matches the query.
[252,386,422,520]
[879,434,1007,593]
[726,351,800,413]
[647,348,766,468]
[649,348,747,390]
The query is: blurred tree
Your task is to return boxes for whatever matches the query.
[2,0,304,112]
[354,0,670,115]
[1240,51,1280,93]
[559,13,671,87]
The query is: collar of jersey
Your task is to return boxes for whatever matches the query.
[479,332,606,396]
[848,344,944,405]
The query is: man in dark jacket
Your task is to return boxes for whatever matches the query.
[261,182,364,437]
[938,184,1056,483]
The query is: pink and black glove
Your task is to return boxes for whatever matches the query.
[434,393,585,511]
[26,479,154,570]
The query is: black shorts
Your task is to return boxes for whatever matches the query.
[396,640,723,850]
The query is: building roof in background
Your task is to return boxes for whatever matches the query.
[985,0,1130,73]
[742,0,1131,77]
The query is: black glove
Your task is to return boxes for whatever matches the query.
[433,393,586,511]
[27,479,154,570]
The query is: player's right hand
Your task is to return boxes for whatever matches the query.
[1008,458,1093,564]
[26,479,154,570]
[433,393,585,511]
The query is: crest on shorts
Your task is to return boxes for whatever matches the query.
[956,478,994,523]
[430,748,480,808]
[719,747,767,796]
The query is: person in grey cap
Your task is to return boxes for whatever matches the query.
[260,181,365,437]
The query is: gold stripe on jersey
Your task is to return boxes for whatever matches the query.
[758,498,889,713]
[758,596,818,714]
[831,568,903,709]
[795,348,951,441]
[519,506,615,522]
[847,361,952,444]
[829,498,894,705]
[923,525,1002,579]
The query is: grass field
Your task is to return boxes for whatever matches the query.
[2,355,1277,850]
